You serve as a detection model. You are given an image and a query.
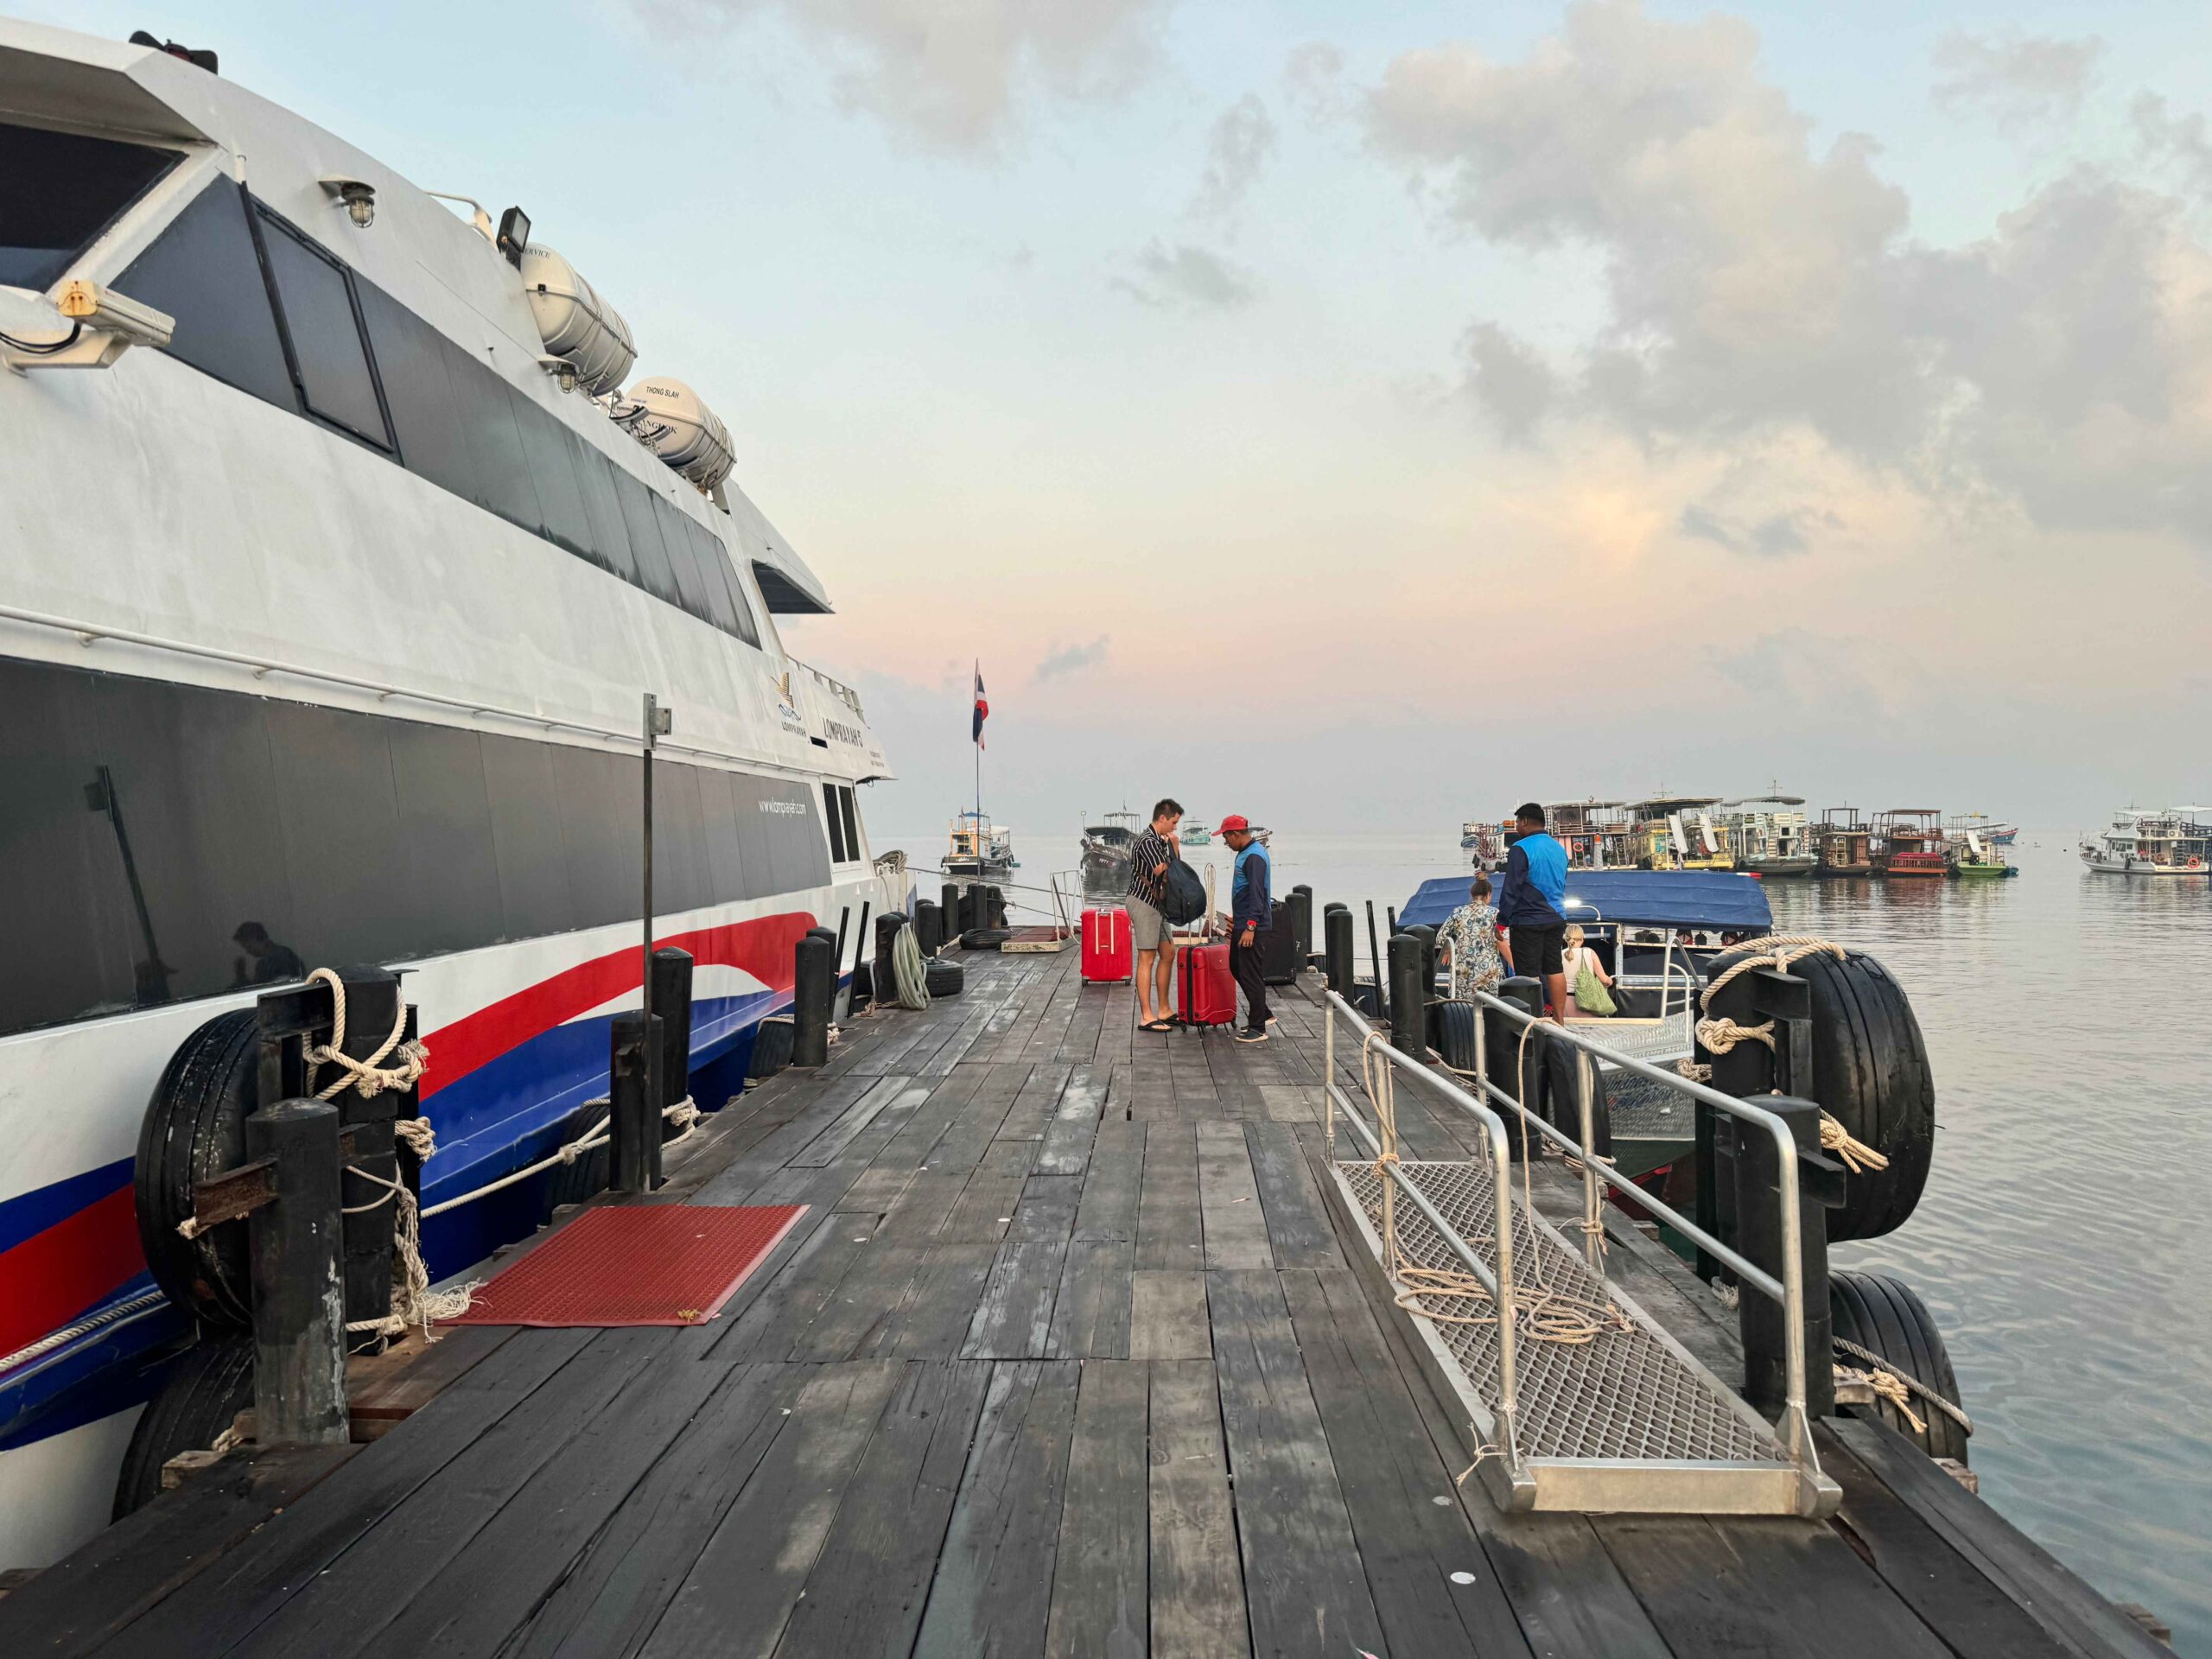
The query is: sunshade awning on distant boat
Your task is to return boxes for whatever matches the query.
[1397,870,1774,932]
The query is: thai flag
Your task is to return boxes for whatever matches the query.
[972,665,988,749]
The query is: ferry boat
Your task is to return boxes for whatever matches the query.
[944,810,1016,878]
[2079,808,2212,874]
[1810,808,1876,878]
[1874,810,1949,877]
[1945,817,2018,877]
[1460,818,1505,868]
[0,22,898,1568]
[1726,795,1818,879]
[1179,820,1213,848]
[1616,796,1732,870]
[1079,809,1141,901]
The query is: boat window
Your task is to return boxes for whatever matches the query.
[618,479,683,607]
[824,783,849,861]
[708,541,762,648]
[840,786,861,861]
[0,654,830,1039]
[514,387,594,558]
[0,121,181,290]
[573,449,641,584]
[256,210,392,448]
[455,357,545,534]
[355,282,477,505]
[652,494,717,625]
[117,180,296,410]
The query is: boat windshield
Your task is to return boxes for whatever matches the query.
[0,121,181,290]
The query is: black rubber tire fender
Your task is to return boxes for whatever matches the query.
[1700,946,1934,1243]
[961,928,1012,950]
[134,1010,260,1331]
[924,959,966,999]
[1435,1001,1479,1075]
[1529,1030,1614,1160]
[747,1016,796,1080]
[112,1335,255,1520]
[1829,1269,1968,1463]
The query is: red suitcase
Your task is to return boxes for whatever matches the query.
[1082,906,1133,983]
[1176,941,1236,1027]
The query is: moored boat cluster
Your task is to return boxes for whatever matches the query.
[1463,797,2023,878]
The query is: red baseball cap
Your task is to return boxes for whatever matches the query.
[1218,813,1250,834]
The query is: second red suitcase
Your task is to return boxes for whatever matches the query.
[1176,941,1236,1027]
[1082,906,1133,983]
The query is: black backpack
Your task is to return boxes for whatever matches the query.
[1160,857,1207,925]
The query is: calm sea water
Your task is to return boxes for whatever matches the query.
[898,825,2210,1649]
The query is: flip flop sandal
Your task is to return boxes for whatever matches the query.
[1140,1019,1174,1033]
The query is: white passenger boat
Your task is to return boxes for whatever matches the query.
[2078,809,2212,874]
[0,22,897,1567]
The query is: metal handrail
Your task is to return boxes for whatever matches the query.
[1321,989,1523,1473]
[1465,990,1819,1470]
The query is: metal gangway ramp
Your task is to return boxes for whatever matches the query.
[1319,988,1841,1519]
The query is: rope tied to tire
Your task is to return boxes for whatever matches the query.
[1694,937,1891,1174]
[1834,1336,1974,1434]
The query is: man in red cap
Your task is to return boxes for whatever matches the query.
[1220,816,1273,1040]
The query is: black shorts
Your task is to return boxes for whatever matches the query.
[1510,924,1566,979]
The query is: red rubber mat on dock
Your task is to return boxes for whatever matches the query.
[442,1205,807,1327]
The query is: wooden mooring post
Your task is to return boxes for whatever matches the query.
[608,1011,663,1194]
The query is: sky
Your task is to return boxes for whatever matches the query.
[40,0,2212,837]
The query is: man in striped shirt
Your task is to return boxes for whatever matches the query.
[1128,798,1182,1031]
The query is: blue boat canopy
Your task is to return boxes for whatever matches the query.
[1397,869,1775,932]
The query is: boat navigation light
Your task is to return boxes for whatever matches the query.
[319,176,377,228]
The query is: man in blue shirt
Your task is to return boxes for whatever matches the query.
[1496,801,1570,1020]
[1221,814,1273,1041]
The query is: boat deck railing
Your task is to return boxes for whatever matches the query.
[1321,987,1839,1517]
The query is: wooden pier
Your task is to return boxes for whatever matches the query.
[0,947,2169,1657]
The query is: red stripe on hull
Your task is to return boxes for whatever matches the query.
[419,912,817,1098]
[0,1186,146,1360]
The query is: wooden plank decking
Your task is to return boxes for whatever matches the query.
[0,946,2170,1657]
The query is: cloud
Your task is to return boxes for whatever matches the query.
[1190,93,1278,224]
[1284,41,1350,127]
[1677,502,1835,557]
[1361,0,2212,549]
[2133,92,2212,200]
[1461,321,1554,442]
[1931,31,2104,130]
[1034,636,1110,681]
[1112,239,1258,309]
[664,0,1168,154]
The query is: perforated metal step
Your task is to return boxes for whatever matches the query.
[1332,1159,1837,1516]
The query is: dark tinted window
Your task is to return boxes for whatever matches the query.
[516,388,594,558]
[840,786,861,862]
[618,478,683,607]
[0,656,839,1039]
[119,180,295,408]
[357,283,476,501]
[652,496,715,622]
[823,783,847,862]
[573,449,639,583]
[0,121,179,289]
[719,554,763,648]
[257,211,391,448]
[452,346,543,531]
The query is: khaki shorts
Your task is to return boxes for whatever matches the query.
[1127,896,1167,951]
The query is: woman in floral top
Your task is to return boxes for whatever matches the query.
[1437,875,1506,1001]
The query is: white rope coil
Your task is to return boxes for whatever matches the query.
[891,922,930,1010]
